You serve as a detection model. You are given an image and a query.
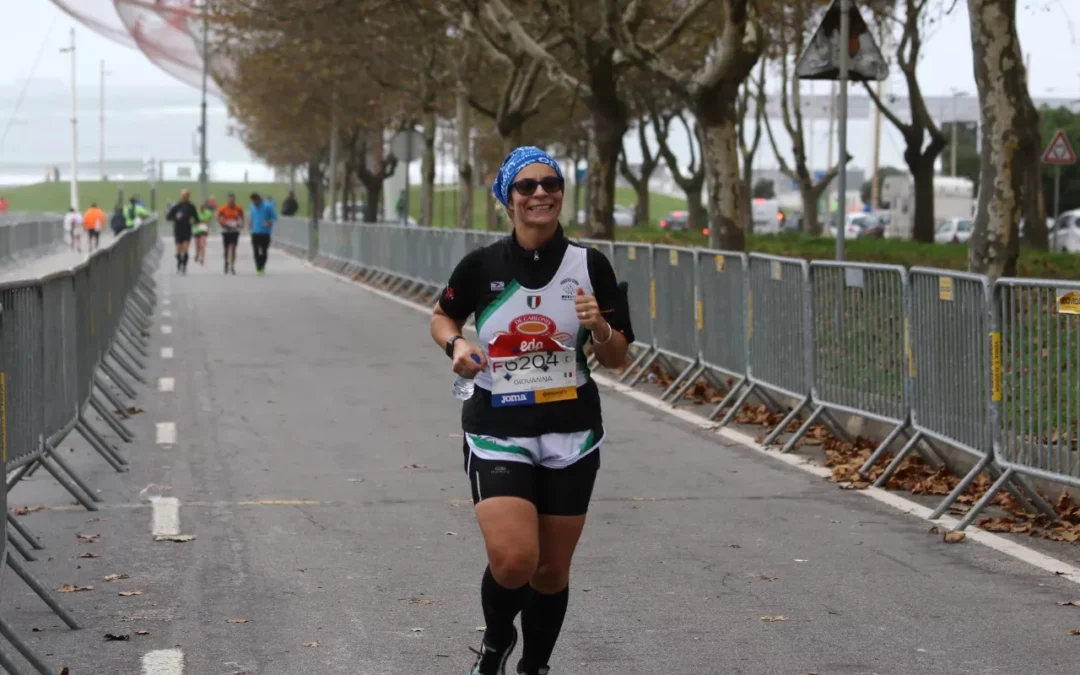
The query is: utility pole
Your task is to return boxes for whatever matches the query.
[198,5,210,203]
[60,29,79,210]
[950,89,961,177]
[871,78,883,210]
[835,0,851,261]
[100,59,109,181]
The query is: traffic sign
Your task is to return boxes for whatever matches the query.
[1042,129,1076,165]
[795,0,888,82]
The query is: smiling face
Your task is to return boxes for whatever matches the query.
[508,163,563,231]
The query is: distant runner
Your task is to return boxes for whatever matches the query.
[248,192,277,275]
[110,205,126,236]
[216,193,244,275]
[64,207,82,252]
[194,200,213,265]
[82,202,107,252]
[166,189,198,274]
[125,196,150,230]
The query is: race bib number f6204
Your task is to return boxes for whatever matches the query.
[488,334,577,407]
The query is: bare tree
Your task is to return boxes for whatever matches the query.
[654,111,707,233]
[619,120,662,228]
[737,60,765,233]
[967,0,1037,279]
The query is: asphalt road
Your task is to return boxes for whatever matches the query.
[3,237,1080,675]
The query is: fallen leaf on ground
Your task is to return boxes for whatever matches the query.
[760,616,788,622]
[135,630,150,636]
[226,619,249,624]
[303,641,320,647]
[793,559,808,563]
[104,633,130,641]
[346,478,364,483]
[103,574,130,582]
[76,533,100,543]
[12,505,49,516]
[154,534,196,542]
[411,627,424,632]
[407,599,435,605]
[1070,628,1080,636]
[57,584,93,593]
[476,626,486,631]
[118,590,144,597]
[943,532,966,544]
[1057,601,1080,607]
[76,552,100,559]
[404,463,426,469]
[760,575,778,582]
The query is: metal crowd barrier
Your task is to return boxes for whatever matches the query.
[0,218,160,675]
[278,219,1076,534]
[0,217,65,265]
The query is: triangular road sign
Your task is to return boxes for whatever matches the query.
[1042,129,1076,165]
[795,0,888,82]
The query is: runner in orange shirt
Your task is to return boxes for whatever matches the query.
[216,193,245,275]
[82,203,107,252]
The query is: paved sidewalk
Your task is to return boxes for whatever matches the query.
[0,232,123,282]
[4,237,1080,675]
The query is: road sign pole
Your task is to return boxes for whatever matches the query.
[835,0,850,261]
[1053,165,1061,252]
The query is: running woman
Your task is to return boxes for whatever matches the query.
[217,193,244,274]
[64,207,82,252]
[166,189,199,274]
[194,200,213,265]
[430,146,633,675]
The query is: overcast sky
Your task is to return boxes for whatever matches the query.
[4,0,1079,176]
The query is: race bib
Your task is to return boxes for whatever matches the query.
[488,334,577,407]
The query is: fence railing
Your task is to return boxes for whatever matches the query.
[276,217,1076,533]
[0,216,65,265]
[1,218,160,675]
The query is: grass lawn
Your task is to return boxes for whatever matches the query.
[1,181,296,213]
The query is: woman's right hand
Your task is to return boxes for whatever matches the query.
[452,340,487,380]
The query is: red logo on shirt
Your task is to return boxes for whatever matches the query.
[444,287,455,300]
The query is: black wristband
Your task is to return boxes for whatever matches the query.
[445,335,463,359]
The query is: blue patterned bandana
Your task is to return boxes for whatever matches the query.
[492,146,564,207]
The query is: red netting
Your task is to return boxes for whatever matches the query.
[49,0,232,97]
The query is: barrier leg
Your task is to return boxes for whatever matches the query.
[861,429,919,479]
[76,418,128,473]
[6,512,44,550]
[6,555,81,629]
[871,425,920,487]
[124,302,151,332]
[0,615,57,675]
[7,531,36,562]
[661,360,701,404]
[821,411,856,445]
[100,360,138,399]
[929,453,993,520]
[618,345,654,384]
[95,375,137,432]
[780,405,827,454]
[714,382,756,427]
[760,396,809,447]
[6,462,34,491]
[954,467,1014,531]
[109,347,147,386]
[120,319,151,356]
[43,444,103,503]
[37,455,99,512]
[90,394,135,443]
[625,350,661,388]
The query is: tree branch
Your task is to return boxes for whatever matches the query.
[481,0,586,94]
[863,81,910,133]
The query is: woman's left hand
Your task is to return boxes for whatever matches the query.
[574,287,606,332]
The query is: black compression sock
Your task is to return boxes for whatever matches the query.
[481,566,528,651]
[519,585,569,673]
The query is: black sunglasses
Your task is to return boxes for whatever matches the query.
[510,176,565,197]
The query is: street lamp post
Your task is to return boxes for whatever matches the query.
[60,28,79,210]
[198,6,210,203]
[100,60,112,182]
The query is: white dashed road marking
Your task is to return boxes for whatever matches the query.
[150,497,181,537]
[162,309,172,318]
[142,648,184,675]
[161,325,172,335]
[158,377,175,392]
[155,422,176,445]
[161,347,173,359]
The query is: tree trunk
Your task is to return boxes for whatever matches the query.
[586,108,627,240]
[741,161,754,234]
[799,183,820,236]
[697,109,745,251]
[635,181,650,228]
[306,162,323,220]
[686,186,706,234]
[967,0,1025,280]
[456,87,474,230]
[421,109,437,227]
[362,181,380,222]
[1023,118,1048,249]
[910,157,936,243]
[486,189,498,231]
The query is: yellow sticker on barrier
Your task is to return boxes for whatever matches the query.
[990,331,1002,402]
[1,371,7,464]
[715,255,725,272]
[1058,290,1080,316]
[939,277,954,301]
[695,300,704,331]
[771,261,782,281]
[627,246,636,261]
[650,279,657,319]
[904,317,916,378]
[669,249,679,266]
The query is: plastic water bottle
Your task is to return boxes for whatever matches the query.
[453,354,482,401]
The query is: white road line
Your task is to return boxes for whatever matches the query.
[161,347,174,359]
[162,309,172,318]
[150,497,181,537]
[142,648,184,675]
[158,377,175,392]
[164,299,171,306]
[314,261,1080,586]
[156,422,176,445]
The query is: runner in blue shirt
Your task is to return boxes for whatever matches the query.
[249,192,277,275]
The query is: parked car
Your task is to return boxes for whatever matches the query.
[934,217,973,244]
[659,209,710,234]
[1050,210,1080,253]
[576,204,636,228]
[828,213,885,239]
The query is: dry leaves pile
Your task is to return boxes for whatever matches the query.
[12,505,49,516]
[636,362,1080,543]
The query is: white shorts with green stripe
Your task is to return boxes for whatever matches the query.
[465,427,604,469]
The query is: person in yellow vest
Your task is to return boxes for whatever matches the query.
[82,202,107,252]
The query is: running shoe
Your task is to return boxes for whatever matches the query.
[469,625,517,675]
